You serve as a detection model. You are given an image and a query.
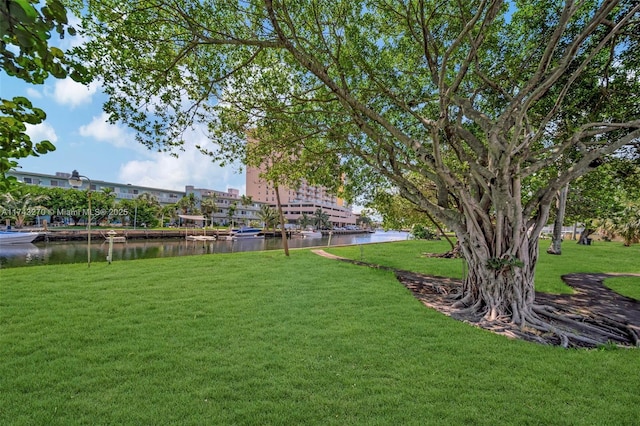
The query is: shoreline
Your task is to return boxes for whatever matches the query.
[27,228,375,242]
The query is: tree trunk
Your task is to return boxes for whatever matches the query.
[274,184,289,256]
[456,222,539,326]
[577,228,595,245]
[547,184,568,255]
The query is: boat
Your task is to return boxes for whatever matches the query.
[0,231,40,244]
[300,230,322,238]
[186,235,216,241]
[230,227,264,239]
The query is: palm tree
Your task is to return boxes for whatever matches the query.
[200,195,218,227]
[257,204,278,231]
[177,193,198,215]
[313,208,330,230]
[1,191,50,228]
[615,203,640,247]
[137,192,160,207]
[298,212,312,229]
[160,204,178,227]
[134,193,162,227]
[91,188,117,225]
[226,202,237,228]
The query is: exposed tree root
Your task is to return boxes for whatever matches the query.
[311,249,640,349]
[422,248,461,259]
[422,240,462,259]
[408,274,639,348]
[532,305,633,344]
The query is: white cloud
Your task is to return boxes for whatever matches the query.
[79,112,131,147]
[78,111,246,193]
[25,122,58,143]
[118,151,245,193]
[53,79,99,108]
[26,88,43,99]
[118,126,245,193]
[59,15,86,50]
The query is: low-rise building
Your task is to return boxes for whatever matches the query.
[7,170,184,205]
[8,170,267,227]
[185,186,265,226]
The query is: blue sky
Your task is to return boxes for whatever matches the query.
[1,30,247,194]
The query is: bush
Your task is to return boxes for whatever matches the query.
[411,224,437,240]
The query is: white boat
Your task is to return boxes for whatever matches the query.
[300,230,323,238]
[186,235,216,241]
[230,227,264,239]
[0,231,40,244]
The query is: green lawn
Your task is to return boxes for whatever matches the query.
[1,241,639,425]
[605,276,640,301]
[328,238,640,294]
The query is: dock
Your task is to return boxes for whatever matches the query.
[31,228,372,242]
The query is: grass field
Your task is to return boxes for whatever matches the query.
[604,276,640,301]
[1,240,639,424]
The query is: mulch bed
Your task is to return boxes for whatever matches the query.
[312,249,640,347]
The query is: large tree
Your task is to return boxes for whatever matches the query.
[1,0,89,190]
[73,1,640,345]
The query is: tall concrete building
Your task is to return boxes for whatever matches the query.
[245,165,356,228]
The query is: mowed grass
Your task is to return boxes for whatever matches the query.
[0,242,639,425]
[330,238,640,294]
[605,277,640,301]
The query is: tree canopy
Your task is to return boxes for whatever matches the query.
[72,0,640,345]
[0,0,89,190]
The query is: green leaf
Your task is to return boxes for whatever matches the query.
[46,0,68,25]
[34,140,56,154]
[15,28,36,48]
[50,62,66,78]
[49,47,64,58]
[8,0,38,25]
[12,96,32,106]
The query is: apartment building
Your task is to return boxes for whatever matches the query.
[8,169,345,227]
[245,165,356,228]
[7,170,184,205]
[185,186,265,226]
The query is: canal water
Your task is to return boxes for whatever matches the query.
[0,231,410,268]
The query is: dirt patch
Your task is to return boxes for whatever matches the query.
[312,249,640,348]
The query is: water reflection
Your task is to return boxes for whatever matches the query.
[0,231,409,268]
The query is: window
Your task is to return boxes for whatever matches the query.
[23,177,32,184]
[50,180,59,187]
